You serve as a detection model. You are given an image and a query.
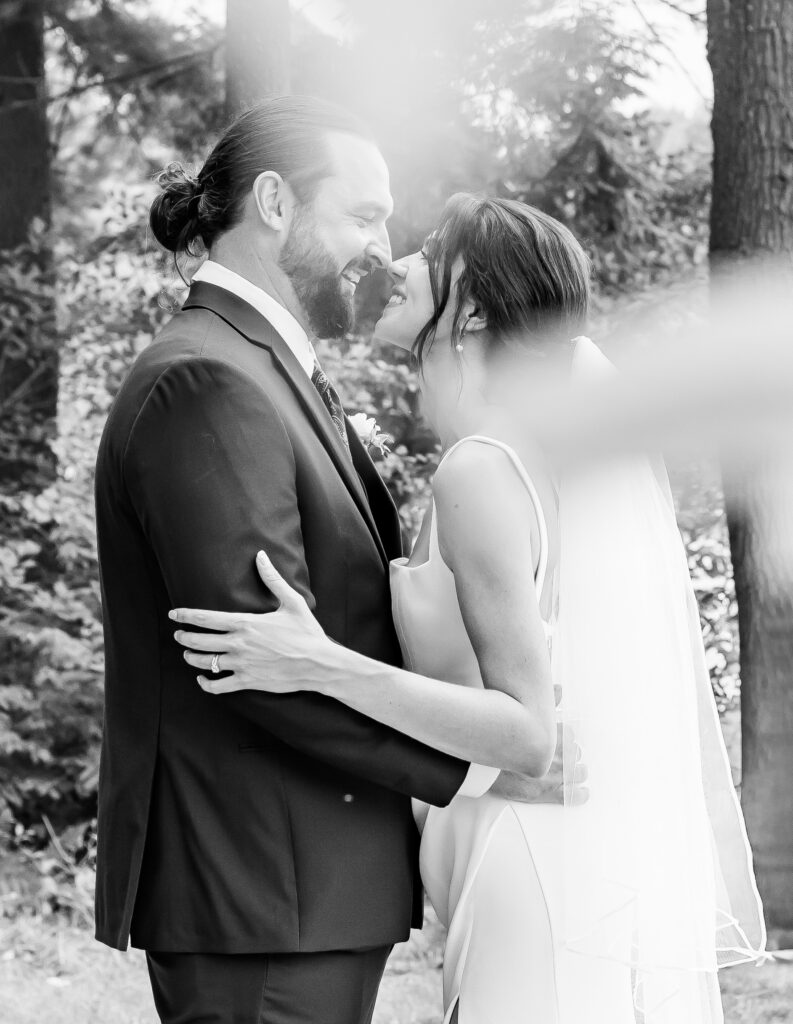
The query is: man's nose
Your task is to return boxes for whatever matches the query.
[365,224,392,270]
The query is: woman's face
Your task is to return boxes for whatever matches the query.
[372,250,435,352]
[374,249,474,441]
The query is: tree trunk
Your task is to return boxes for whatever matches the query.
[0,0,50,248]
[225,0,290,119]
[707,0,793,930]
[0,0,57,489]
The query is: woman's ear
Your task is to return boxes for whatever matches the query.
[252,171,292,232]
[462,305,488,335]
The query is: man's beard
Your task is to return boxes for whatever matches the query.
[279,206,356,339]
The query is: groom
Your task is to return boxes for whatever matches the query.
[94,96,568,1024]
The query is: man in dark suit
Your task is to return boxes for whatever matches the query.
[94,97,499,1023]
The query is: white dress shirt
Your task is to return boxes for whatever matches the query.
[190,259,498,801]
[193,260,316,376]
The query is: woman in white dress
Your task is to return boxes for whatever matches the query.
[172,195,766,1023]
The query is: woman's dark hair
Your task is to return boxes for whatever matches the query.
[149,96,375,256]
[414,193,591,368]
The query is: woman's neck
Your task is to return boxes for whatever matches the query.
[440,403,527,452]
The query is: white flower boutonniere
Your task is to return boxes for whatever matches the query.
[348,412,392,459]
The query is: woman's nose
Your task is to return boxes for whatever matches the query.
[386,257,408,283]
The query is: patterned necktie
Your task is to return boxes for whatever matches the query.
[311,360,350,454]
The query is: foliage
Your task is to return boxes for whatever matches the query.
[1,819,96,926]
[0,225,59,491]
[0,182,172,834]
[45,0,225,159]
[674,462,740,712]
[0,0,225,838]
[0,229,92,833]
[469,8,711,293]
[316,335,439,537]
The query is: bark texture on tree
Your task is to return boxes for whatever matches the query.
[707,0,793,929]
[0,0,56,487]
[225,0,290,119]
[0,0,50,249]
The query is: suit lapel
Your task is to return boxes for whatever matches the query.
[183,282,390,566]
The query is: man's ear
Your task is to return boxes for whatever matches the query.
[252,171,293,231]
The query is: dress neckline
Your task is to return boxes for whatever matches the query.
[393,435,550,604]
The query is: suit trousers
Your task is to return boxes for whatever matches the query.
[146,945,393,1024]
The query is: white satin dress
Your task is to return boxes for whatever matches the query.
[390,436,637,1024]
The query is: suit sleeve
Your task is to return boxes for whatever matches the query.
[123,356,469,805]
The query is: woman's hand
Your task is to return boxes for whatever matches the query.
[170,550,330,696]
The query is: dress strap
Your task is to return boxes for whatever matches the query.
[437,435,550,601]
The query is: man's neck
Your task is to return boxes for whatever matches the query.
[208,239,313,338]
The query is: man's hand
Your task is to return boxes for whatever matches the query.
[489,722,589,805]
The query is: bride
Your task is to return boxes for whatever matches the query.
[171,194,766,1023]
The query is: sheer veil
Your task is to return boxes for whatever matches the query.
[553,337,767,1020]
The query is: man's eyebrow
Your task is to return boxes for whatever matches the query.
[352,200,394,219]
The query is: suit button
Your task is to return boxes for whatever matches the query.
[343,794,354,803]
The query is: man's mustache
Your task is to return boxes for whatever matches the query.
[343,255,383,277]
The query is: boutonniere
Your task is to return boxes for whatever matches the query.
[348,412,392,459]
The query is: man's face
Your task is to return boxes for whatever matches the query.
[278,132,393,339]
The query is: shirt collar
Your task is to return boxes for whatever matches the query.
[192,260,317,377]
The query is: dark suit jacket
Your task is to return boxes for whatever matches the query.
[93,281,469,953]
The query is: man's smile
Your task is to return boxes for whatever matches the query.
[341,260,373,288]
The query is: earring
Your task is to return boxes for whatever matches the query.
[455,342,464,353]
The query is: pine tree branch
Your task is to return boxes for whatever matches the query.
[52,43,221,102]
[629,0,710,104]
[0,361,51,415]
[0,43,221,115]
[655,0,706,24]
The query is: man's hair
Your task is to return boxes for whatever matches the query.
[149,96,375,255]
[414,193,592,367]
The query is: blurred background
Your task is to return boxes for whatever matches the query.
[0,1,791,1021]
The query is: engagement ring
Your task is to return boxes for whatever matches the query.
[211,653,221,674]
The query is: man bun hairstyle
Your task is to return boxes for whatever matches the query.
[149,162,208,256]
[149,95,375,256]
